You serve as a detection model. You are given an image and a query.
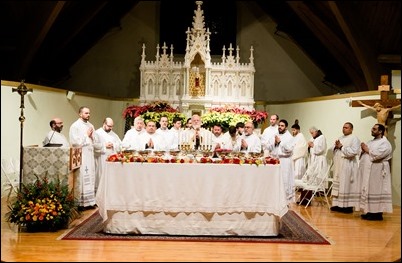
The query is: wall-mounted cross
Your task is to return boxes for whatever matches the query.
[351,75,401,126]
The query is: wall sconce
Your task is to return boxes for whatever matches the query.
[12,80,33,190]
[66,91,75,100]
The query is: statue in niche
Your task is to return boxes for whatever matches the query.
[190,66,205,97]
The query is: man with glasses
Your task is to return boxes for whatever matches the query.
[122,116,145,150]
[239,121,262,153]
[94,117,122,193]
[182,114,213,150]
[43,117,70,147]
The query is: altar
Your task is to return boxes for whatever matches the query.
[96,162,288,236]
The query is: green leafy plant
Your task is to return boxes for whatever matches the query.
[6,175,79,232]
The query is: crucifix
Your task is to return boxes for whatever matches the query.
[351,75,401,126]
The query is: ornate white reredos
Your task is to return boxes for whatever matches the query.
[139,1,255,117]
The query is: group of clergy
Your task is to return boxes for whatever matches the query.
[45,107,393,221]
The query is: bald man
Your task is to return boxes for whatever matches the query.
[94,117,122,193]
[43,117,70,147]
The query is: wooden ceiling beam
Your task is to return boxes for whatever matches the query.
[286,1,367,91]
[328,1,381,91]
[377,54,401,64]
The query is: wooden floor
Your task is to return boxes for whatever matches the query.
[1,196,400,262]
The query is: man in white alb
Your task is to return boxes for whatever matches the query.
[156,116,173,151]
[222,126,241,151]
[182,114,213,150]
[211,124,227,151]
[137,120,167,151]
[261,114,279,156]
[331,122,361,214]
[121,116,145,150]
[43,117,70,147]
[239,121,262,153]
[291,121,307,180]
[169,117,183,150]
[94,117,121,193]
[265,119,295,203]
[69,106,97,208]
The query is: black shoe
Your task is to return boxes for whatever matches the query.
[361,213,369,219]
[78,205,96,211]
[330,206,340,212]
[362,212,383,221]
[340,207,354,214]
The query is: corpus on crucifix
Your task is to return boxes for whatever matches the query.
[351,75,401,127]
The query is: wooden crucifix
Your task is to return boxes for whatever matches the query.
[351,75,401,126]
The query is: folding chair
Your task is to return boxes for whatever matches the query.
[1,158,20,202]
[294,161,321,202]
[298,160,333,209]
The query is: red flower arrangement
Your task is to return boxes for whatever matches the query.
[122,101,178,120]
[122,101,185,133]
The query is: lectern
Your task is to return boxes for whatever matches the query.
[22,146,82,193]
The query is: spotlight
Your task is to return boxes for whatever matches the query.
[66,91,75,100]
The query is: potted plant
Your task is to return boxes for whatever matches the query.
[6,175,79,232]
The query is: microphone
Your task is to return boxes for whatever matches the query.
[48,130,56,144]
[44,130,63,147]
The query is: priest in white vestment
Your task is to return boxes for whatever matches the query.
[331,122,361,213]
[239,121,262,153]
[265,119,295,203]
[211,124,228,151]
[69,106,98,208]
[121,116,145,150]
[156,116,174,151]
[261,114,279,156]
[42,118,70,147]
[94,117,121,193]
[182,114,213,150]
[359,123,393,221]
[222,126,241,151]
[306,126,328,184]
[291,122,307,180]
[136,120,167,151]
[169,117,183,150]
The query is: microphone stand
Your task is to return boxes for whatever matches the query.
[47,130,56,144]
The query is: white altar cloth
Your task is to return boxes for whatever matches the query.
[96,162,288,236]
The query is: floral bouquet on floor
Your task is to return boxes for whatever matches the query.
[6,175,79,232]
